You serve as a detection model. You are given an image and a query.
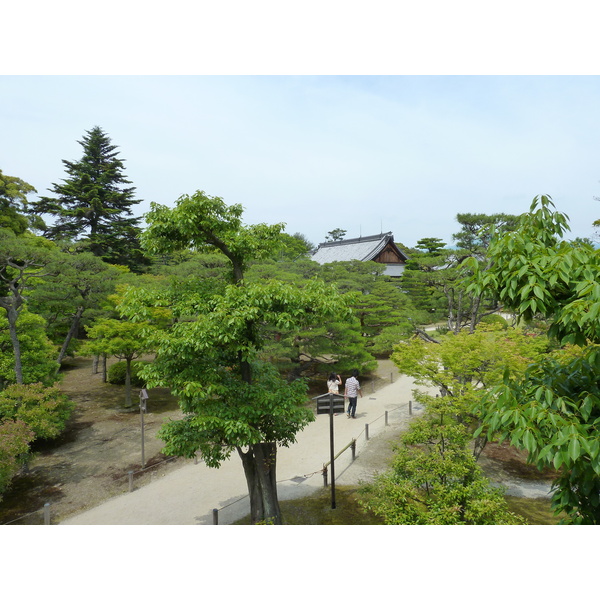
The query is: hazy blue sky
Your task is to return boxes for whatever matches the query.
[2,75,599,248]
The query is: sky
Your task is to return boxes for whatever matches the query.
[2,74,599,249]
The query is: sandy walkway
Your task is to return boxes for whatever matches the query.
[61,372,427,525]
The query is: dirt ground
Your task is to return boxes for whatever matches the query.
[0,356,187,525]
[0,357,556,525]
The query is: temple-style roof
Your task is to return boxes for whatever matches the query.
[311,232,408,276]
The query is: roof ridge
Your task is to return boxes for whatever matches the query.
[317,231,392,248]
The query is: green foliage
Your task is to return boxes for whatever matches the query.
[359,393,523,524]
[27,251,120,351]
[479,313,509,329]
[30,126,148,271]
[141,190,285,282]
[0,309,58,386]
[0,419,34,501]
[392,324,548,403]
[325,228,346,242]
[453,212,519,255]
[107,360,150,387]
[0,383,74,440]
[467,195,600,523]
[0,169,39,235]
[475,344,600,524]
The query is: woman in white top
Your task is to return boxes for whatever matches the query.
[327,372,342,394]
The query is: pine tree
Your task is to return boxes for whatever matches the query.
[31,126,148,271]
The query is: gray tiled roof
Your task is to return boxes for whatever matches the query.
[311,232,404,265]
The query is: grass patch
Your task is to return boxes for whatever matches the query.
[235,487,563,525]
[235,485,385,525]
[505,496,562,525]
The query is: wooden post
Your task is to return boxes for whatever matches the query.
[385,410,389,426]
[322,465,328,487]
[365,423,369,441]
[409,400,413,415]
[329,395,336,509]
[128,470,134,492]
[351,440,356,461]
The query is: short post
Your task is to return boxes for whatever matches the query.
[43,502,50,525]
[365,423,369,441]
[322,465,328,487]
[351,439,356,461]
[385,410,389,426]
[409,400,413,415]
[371,381,375,393]
[390,372,394,383]
[212,508,219,525]
[128,470,134,492]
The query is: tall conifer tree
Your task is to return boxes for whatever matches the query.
[31,126,148,271]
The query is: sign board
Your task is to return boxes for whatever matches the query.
[139,388,149,412]
[314,393,345,415]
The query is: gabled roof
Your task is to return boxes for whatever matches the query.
[311,232,408,265]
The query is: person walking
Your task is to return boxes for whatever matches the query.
[327,372,342,394]
[344,369,362,418]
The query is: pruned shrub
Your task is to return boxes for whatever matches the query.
[107,360,149,387]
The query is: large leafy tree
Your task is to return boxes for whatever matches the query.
[120,191,351,524]
[0,230,57,384]
[27,252,120,363]
[30,127,148,271]
[467,195,600,523]
[0,170,42,235]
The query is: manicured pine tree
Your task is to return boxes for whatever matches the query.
[31,126,148,271]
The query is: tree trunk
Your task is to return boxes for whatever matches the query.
[6,304,23,384]
[92,355,99,374]
[237,442,282,524]
[57,306,85,364]
[125,357,132,408]
[102,354,107,383]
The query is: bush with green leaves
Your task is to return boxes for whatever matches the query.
[0,383,74,440]
[0,419,34,501]
[0,309,58,386]
[107,360,149,387]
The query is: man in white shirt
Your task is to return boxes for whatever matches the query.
[344,369,363,418]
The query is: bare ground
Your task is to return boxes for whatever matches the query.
[0,356,185,525]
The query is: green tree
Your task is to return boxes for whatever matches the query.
[0,383,74,440]
[27,252,120,363]
[325,228,346,242]
[80,318,154,408]
[453,213,519,256]
[0,309,58,387]
[30,126,148,271]
[0,169,42,235]
[122,190,351,524]
[0,230,57,384]
[391,324,548,457]
[359,392,523,524]
[467,195,600,523]
[0,419,34,502]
